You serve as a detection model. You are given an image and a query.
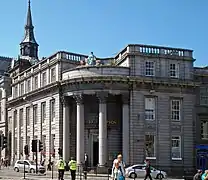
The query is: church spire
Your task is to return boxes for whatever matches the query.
[20,0,39,59]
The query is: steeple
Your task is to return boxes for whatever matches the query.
[20,0,39,59]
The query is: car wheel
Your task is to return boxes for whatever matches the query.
[14,167,19,172]
[30,168,35,173]
[130,172,137,178]
[156,173,164,179]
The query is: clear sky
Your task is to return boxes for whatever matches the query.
[0,0,207,66]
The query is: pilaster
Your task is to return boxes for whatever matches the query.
[122,93,130,165]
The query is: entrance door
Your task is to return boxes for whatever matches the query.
[93,141,98,166]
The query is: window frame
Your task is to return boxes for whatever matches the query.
[170,63,179,78]
[201,120,208,140]
[50,67,56,82]
[145,134,156,159]
[41,72,47,87]
[33,105,38,125]
[14,85,18,98]
[171,136,182,160]
[145,61,155,76]
[50,100,55,122]
[145,97,155,121]
[26,107,30,126]
[19,108,24,127]
[200,87,208,106]
[171,99,181,121]
[41,102,46,123]
[20,82,24,96]
[34,76,38,90]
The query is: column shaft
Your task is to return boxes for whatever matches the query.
[11,110,16,165]
[122,103,130,165]
[63,100,70,162]
[46,101,51,162]
[76,95,84,165]
[98,95,107,166]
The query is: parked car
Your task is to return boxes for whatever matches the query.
[14,160,46,174]
[125,164,167,179]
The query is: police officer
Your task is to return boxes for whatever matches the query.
[56,157,65,180]
[68,157,77,180]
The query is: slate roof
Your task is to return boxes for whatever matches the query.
[0,56,12,75]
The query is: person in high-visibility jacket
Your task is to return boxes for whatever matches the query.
[68,157,77,180]
[56,157,66,180]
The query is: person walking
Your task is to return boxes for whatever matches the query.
[193,170,202,180]
[56,157,65,180]
[144,160,152,180]
[69,157,77,180]
[112,154,125,180]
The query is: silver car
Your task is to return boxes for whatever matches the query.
[14,160,46,174]
[125,164,167,179]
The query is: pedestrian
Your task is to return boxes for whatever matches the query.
[202,170,208,180]
[84,153,88,170]
[112,154,125,180]
[193,170,202,180]
[68,157,77,180]
[144,160,152,180]
[56,157,65,180]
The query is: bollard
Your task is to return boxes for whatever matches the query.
[51,163,53,179]
[83,171,87,180]
[23,161,26,179]
[134,168,136,180]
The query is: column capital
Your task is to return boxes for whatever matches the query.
[97,92,108,104]
[122,93,129,104]
[73,94,84,105]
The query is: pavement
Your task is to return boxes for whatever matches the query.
[0,167,184,180]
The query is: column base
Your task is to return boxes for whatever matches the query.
[97,165,108,174]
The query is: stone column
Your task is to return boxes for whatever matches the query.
[122,94,130,165]
[17,110,21,159]
[75,94,84,165]
[30,106,35,160]
[97,93,107,166]
[11,110,16,165]
[46,100,51,162]
[63,97,70,162]
[23,106,27,159]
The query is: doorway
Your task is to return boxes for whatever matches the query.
[93,141,98,166]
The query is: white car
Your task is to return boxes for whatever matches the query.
[125,164,167,179]
[14,160,46,174]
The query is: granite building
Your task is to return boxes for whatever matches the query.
[7,0,197,174]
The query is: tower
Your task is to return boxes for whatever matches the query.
[20,0,39,59]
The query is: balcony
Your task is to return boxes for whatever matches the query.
[62,66,130,80]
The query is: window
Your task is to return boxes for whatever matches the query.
[14,85,18,98]
[145,98,155,120]
[41,102,46,123]
[200,87,208,106]
[43,135,46,152]
[145,61,154,76]
[33,105,38,124]
[26,107,30,126]
[51,68,56,82]
[19,109,23,126]
[170,63,179,78]
[145,135,155,158]
[20,83,24,96]
[201,121,208,140]
[26,79,31,93]
[171,136,181,159]
[42,72,47,86]
[171,100,181,121]
[50,100,55,121]
[34,76,38,89]
[14,110,17,128]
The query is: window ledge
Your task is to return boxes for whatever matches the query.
[146,157,156,160]
[145,119,155,121]
[172,158,182,161]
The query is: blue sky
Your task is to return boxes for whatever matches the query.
[0,0,207,66]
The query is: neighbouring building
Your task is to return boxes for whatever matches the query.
[194,67,208,171]
[0,56,12,159]
[7,0,199,175]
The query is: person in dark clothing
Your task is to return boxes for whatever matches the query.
[193,170,202,180]
[144,160,152,180]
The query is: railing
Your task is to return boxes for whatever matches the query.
[116,44,193,62]
[58,51,87,62]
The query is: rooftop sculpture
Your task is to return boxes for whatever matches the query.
[80,52,103,66]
